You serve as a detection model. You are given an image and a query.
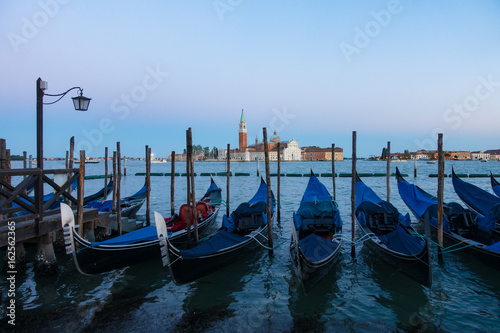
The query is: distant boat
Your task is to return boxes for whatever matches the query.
[151,158,167,163]
[426,161,436,164]
[75,159,100,164]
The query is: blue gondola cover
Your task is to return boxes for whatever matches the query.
[299,233,340,261]
[180,230,247,259]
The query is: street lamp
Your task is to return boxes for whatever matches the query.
[36,77,91,170]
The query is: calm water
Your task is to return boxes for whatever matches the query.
[2,160,500,332]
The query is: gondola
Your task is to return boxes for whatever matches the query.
[60,178,222,275]
[85,181,147,218]
[491,172,500,197]
[356,172,432,287]
[155,177,274,285]
[289,172,343,294]
[397,168,500,267]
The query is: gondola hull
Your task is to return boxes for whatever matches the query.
[397,167,500,270]
[357,220,432,287]
[289,239,342,293]
[69,207,220,274]
[423,218,500,268]
[165,225,268,285]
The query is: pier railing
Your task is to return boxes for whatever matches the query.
[0,168,81,227]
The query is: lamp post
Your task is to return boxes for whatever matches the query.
[36,77,91,170]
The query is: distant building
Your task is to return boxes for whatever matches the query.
[218,112,342,162]
[239,109,247,150]
[471,151,490,161]
[283,139,302,161]
[302,147,343,161]
[485,149,500,160]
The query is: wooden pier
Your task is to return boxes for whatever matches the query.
[0,139,110,275]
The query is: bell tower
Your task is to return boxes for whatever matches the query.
[238,109,247,150]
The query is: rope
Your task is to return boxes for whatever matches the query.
[410,230,481,253]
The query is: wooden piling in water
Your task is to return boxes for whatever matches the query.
[226,143,230,217]
[386,141,390,202]
[414,154,417,177]
[68,137,75,206]
[437,133,444,261]
[146,146,151,226]
[257,157,260,176]
[186,132,192,247]
[112,151,117,213]
[277,142,281,222]
[123,156,127,176]
[263,128,273,255]
[104,147,108,199]
[0,139,11,220]
[78,150,85,237]
[171,151,176,217]
[351,131,357,258]
[117,142,122,235]
[332,144,336,201]
[188,129,198,242]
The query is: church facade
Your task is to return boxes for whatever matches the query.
[218,110,342,162]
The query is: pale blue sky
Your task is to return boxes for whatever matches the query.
[1,0,499,158]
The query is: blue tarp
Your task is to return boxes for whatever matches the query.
[222,180,271,232]
[300,175,333,204]
[205,180,222,196]
[91,226,157,246]
[485,241,500,253]
[355,179,384,207]
[475,204,500,233]
[180,230,247,259]
[299,233,340,262]
[493,185,500,198]
[379,225,424,255]
[356,177,411,227]
[248,179,275,209]
[295,175,342,229]
[397,178,451,232]
[452,172,500,216]
[397,179,438,218]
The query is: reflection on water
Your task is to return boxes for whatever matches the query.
[2,160,500,331]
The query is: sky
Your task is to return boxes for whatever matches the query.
[1,0,500,158]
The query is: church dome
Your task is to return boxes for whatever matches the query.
[270,131,280,143]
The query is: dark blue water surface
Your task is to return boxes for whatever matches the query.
[2,160,500,332]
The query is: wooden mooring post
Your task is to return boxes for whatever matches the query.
[171,151,176,217]
[112,151,117,213]
[186,133,192,247]
[146,146,151,226]
[414,154,417,177]
[277,142,281,222]
[188,128,198,242]
[104,147,108,199]
[386,141,391,202]
[351,131,357,258]
[332,144,336,201]
[263,128,273,255]
[117,143,122,235]
[437,133,444,262]
[226,144,230,217]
